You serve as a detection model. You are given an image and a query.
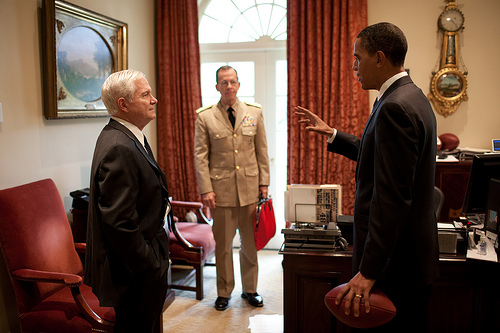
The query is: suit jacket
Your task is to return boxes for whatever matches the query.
[84,119,170,307]
[328,76,439,287]
[194,99,270,207]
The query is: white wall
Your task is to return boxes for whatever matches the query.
[368,0,500,149]
[0,0,157,213]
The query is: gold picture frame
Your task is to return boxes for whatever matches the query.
[41,0,128,119]
[428,67,468,117]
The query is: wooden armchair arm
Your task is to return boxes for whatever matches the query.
[12,268,82,287]
[12,268,114,329]
[171,200,203,210]
[171,200,212,225]
[170,217,202,253]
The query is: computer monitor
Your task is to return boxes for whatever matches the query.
[485,179,500,236]
[492,139,500,153]
[462,154,500,215]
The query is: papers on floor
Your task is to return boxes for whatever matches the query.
[248,314,283,333]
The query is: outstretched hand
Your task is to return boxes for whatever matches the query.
[295,106,335,137]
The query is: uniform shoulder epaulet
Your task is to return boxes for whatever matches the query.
[244,101,262,109]
[196,105,213,113]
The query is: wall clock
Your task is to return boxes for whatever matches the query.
[428,0,468,117]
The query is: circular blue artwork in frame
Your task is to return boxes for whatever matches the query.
[57,26,113,102]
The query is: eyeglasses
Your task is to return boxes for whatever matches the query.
[218,80,238,87]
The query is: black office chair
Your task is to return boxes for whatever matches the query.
[434,186,445,222]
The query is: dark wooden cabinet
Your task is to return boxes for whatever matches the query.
[281,249,353,333]
[435,161,472,222]
[280,248,500,333]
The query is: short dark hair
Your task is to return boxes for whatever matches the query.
[216,65,238,83]
[357,22,407,67]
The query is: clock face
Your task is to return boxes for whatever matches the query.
[439,8,464,32]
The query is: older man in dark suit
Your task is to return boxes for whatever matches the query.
[84,69,170,333]
[296,23,439,332]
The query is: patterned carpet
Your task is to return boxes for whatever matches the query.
[162,249,284,332]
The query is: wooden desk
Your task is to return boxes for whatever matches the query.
[280,247,500,333]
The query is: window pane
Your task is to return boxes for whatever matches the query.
[231,17,260,42]
[258,5,273,35]
[204,0,240,27]
[243,7,263,36]
[201,62,226,97]
[276,60,287,132]
[228,61,255,97]
[200,0,286,43]
[276,96,287,132]
[268,7,286,37]
[232,0,253,11]
[276,60,287,96]
[199,16,230,43]
[271,17,287,40]
[238,96,255,104]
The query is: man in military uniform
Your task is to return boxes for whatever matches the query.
[194,65,270,311]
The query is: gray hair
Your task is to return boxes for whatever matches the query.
[101,69,146,116]
[216,65,238,83]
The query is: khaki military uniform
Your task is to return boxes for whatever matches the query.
[194,98,270,297]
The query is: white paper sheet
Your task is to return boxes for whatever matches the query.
[248,314,283,333]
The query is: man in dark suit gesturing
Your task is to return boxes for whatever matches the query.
[296,23,439,332]
[84,69,170,333]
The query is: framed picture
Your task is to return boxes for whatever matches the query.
[41,0,127,119]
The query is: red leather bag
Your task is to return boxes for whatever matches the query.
[254,198,276,251]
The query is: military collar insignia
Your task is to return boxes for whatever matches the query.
[196,105,213,113]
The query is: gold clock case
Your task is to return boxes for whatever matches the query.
[429,1,467,118]
[428,67,468,117]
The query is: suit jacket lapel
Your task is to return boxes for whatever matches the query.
[355,76,412,181]
[359,76,411,141]
[107,119,168,192]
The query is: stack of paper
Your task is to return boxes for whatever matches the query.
[284,184,342,224]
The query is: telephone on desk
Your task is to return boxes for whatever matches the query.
[456,214,483,227]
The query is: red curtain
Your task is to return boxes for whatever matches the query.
[156,0,202,203]
[287,0,369,215]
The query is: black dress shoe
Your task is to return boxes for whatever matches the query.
[215,296,230,311]
[241,292,264,307]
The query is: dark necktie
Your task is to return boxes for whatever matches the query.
[227,107,235,128]
[144,136,170,230]
[144,136,158,167]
